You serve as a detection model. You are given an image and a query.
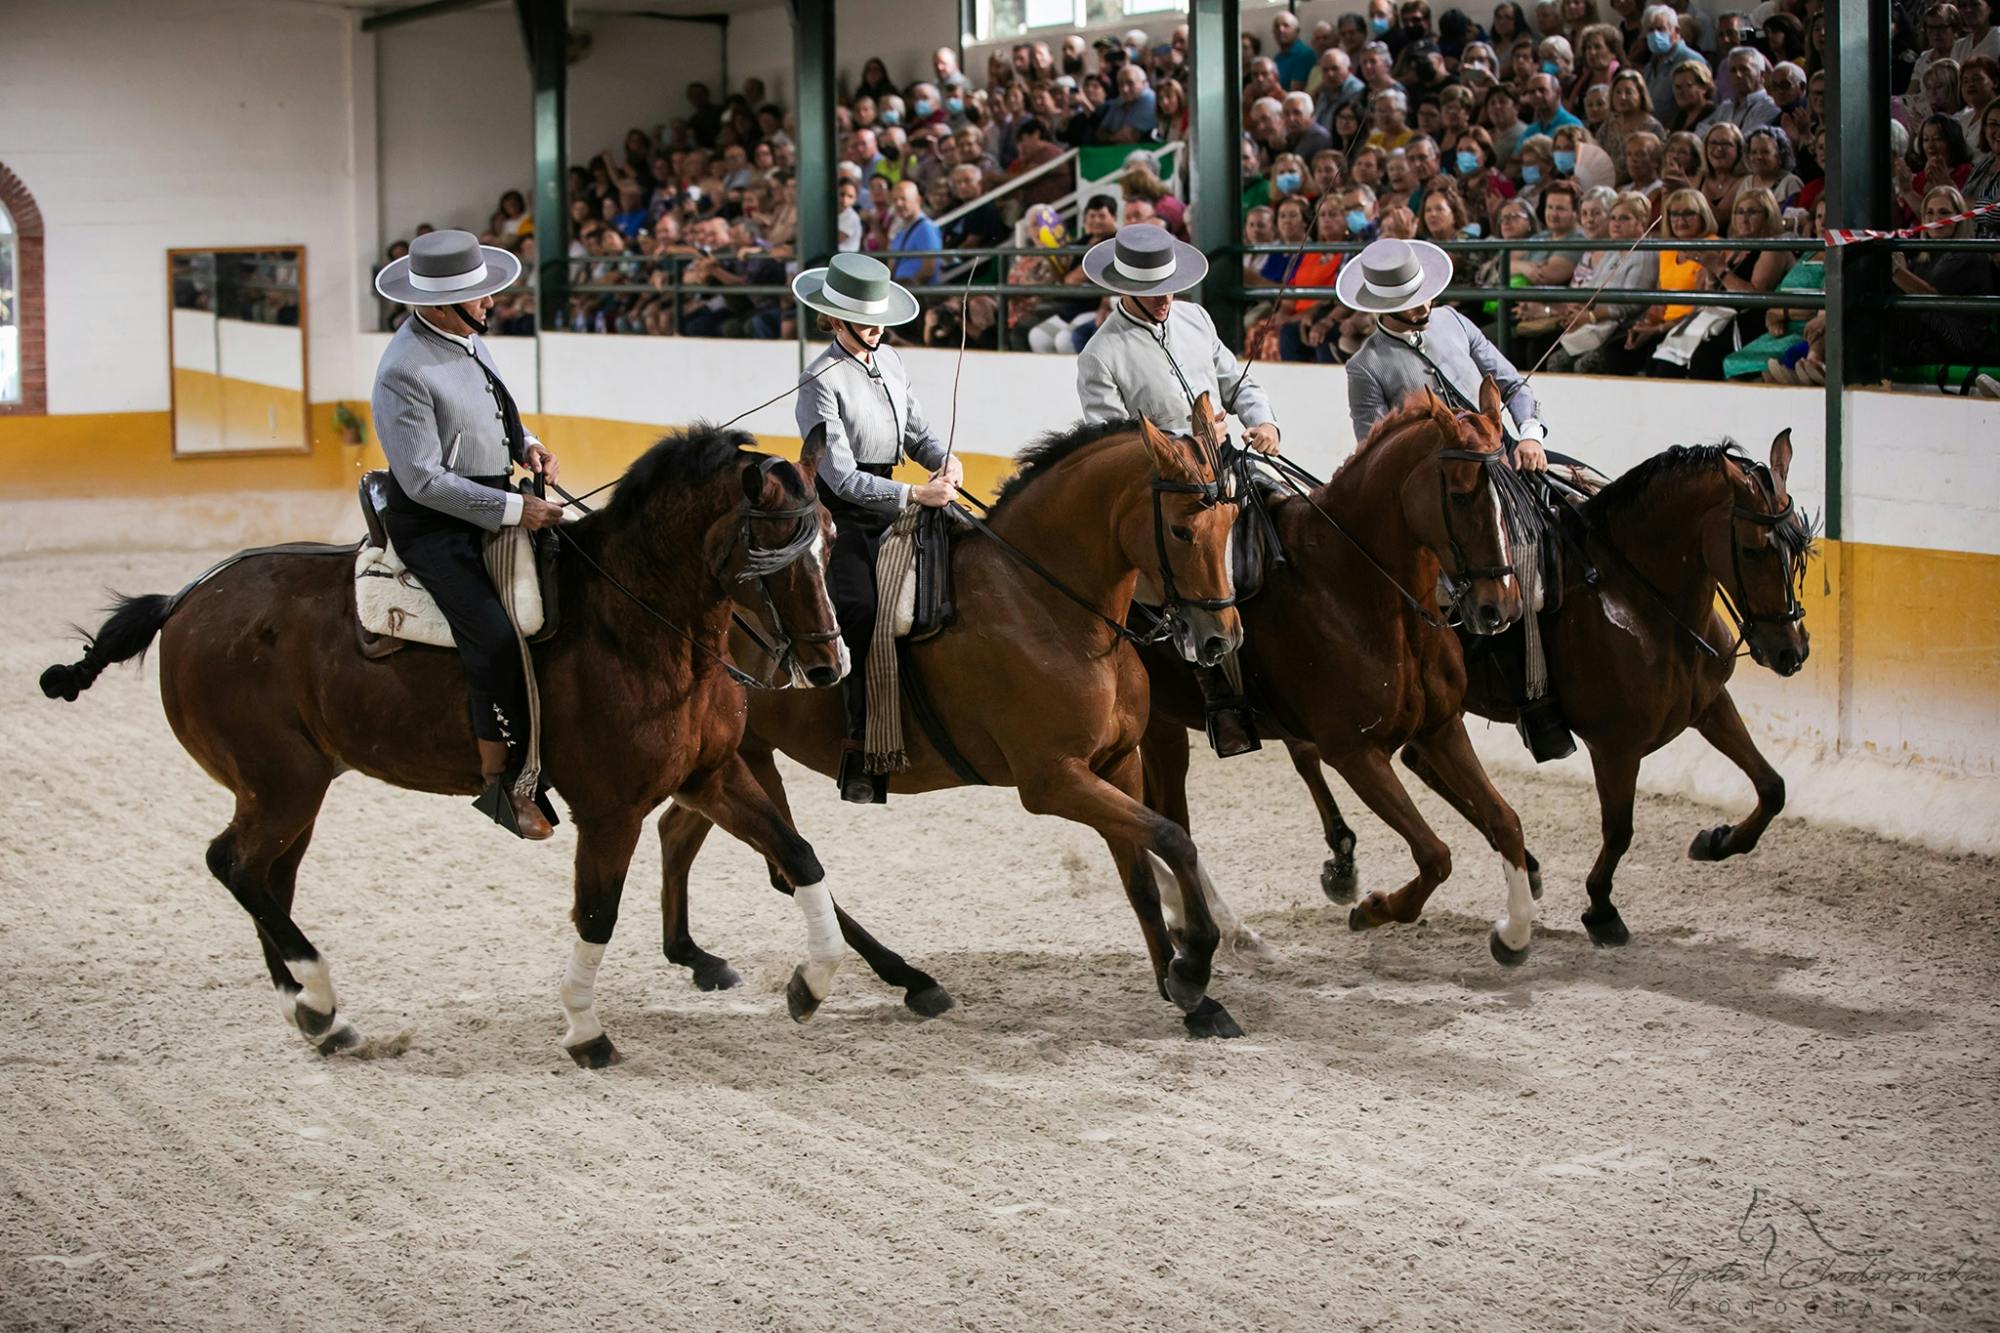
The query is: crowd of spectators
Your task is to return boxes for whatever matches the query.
[374,0,1997,381]
[1237,0,1997,380]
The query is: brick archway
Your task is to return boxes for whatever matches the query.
[0,162,45,416]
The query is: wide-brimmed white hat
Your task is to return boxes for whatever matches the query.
[375,229,522,306]
[1081,223,1209,296]
[1334,237,1454,313]
[791,252,921,326]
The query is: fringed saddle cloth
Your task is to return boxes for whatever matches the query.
[865,506,962,776]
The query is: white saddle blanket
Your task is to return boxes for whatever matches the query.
[355,526,543,647]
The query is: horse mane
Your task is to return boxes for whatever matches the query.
[594,422,794,526]
[987,417,1142,516]
[1585,440,1818,560]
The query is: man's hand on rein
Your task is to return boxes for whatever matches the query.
[524,442,561,483]
[1242,422,1282,455]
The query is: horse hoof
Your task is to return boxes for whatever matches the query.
[315,1022,364,1057]
[904,984,956,1018]
[692,958,743,992]
[1688,825,1733,862]
[785,966,823,1024]
[566,1034,622,1069]
[1182,997,1244,1040]
[1320,857,1358,903]
[1489,928,1530,968]
[1582,905,1631,948]
[1163,957,1208,1013]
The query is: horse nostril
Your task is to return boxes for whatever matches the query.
[1200,635,1228,664]
[1480,605,1502,631]
[804,664,841,688]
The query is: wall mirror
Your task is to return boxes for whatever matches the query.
[168,247,308,455]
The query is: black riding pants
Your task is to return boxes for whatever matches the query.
[821,469,897,741]
[381,484,527,755]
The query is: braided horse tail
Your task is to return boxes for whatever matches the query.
[40,592,175,701]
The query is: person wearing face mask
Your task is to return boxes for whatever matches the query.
[1640,2,1703,117]
[1076,225,1285,756]
[792,254,960,802]
[1369,0,1397,39]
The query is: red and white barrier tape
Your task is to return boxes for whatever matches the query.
[1824,198,2000,246]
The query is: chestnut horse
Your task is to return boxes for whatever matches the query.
[1282,431,1814,949]
[658,415,1257,1038]
[40,427,848,1067]
[1142,382,1552,966]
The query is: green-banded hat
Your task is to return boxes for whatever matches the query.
[791,252,921,327]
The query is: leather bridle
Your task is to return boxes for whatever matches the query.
[1717,459,1808,644]
[1435,440,1521,622]
[725,494,842,687]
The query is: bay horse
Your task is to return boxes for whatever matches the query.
[1282,430,1814,949]
[1142,381,1552,967]
[39,426,848,1067]
[657,414,1257,1038]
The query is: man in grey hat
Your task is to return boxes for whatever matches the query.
[792,253,960,803]
[372,229,564,839]
[1076,223,1284,757]
[1338,236,1549,467]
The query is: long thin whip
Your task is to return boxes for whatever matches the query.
[1522,211,1663,382]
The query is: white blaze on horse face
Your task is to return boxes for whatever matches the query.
[560,940,607,1049]
[1489,478,1515,590]
[1494,860,1536,952]
[794,881,844,1000]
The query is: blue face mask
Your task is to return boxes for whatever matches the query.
[1456,149,1481,174]
[1463,221,1484,237]
[914,98,934,118]
[1521,163,1543,184]
[1553,149,1577,173]
[946,97,964,116]
[1541,60,1560,74]
[1371,16,1390,34]
[1346,208,1370,233]
[1276,171,1303,194]
[1647,29,1674,55]
[880,109,901,126]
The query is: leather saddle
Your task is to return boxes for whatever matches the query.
[355,470,561,658]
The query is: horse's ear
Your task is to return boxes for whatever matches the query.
[1478,374,1505,427]
[1137,414,1190,480]
[1769,428,1793,498]
[798,423,826,485]
[741,455,777,505]
[1187,390,1223,464]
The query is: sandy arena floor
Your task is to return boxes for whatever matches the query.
[2,548,1996,1332]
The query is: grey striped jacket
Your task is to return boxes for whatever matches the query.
[371,315,527,530]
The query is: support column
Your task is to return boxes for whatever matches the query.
[1189,0,1245,350]
[1821,0,1889,542]
[789,0,837,268]
[520,0,568,332]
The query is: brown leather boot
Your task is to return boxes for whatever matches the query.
[476,739,554,840]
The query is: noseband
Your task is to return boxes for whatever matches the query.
[1150,471,1238,620]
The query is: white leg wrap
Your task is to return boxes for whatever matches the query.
[1196,857,1278,964]
[287,957,337,1016]
[1494,861,1537,951]
[560,940,607,1049]
[1145,852,1187,933]
[794,882,844,1001]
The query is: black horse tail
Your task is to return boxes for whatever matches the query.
[40,593,175,702]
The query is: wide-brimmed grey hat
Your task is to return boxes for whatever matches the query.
[791,252,921,326]
[1082,224,1209,296]
[375,229,522,306]
[1334,237,1453,313]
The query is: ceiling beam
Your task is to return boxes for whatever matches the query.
[359,0,502,34]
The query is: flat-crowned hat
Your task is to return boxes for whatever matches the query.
[1081,223,1209,296]
[791,252,921,326]
[1333,237,1454,313]
[374,228,522,306]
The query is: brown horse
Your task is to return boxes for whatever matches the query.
[1282,430,1814,950]
[657,414,1258,1037]
[39,426,848,1067]
[1142,382,1551,966]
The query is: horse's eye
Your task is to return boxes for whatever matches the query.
[1169,524,1195,542]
